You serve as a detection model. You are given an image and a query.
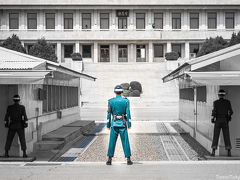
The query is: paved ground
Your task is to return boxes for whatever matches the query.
[0,161,240,180]
[56,121,210,162]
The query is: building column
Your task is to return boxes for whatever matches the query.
[218,10,224,30]
[167,42,171,53]
[111,9,116,30]
[185,42,190,60]
[57,43,62,63]
[75,42,80,53]
[74,10,80,30]
[183,10,188,30]
[165,10,171,30]
[93,10,98,30]
[94,42,98,63]
[19,10,25,30]
[56,10,62,30]
[148,41,153,63]
[147,9,152,30]
[38,10,44,30]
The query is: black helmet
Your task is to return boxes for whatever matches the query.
[13,94,20,102]
[114,85,124,93]
[218,89,226,96]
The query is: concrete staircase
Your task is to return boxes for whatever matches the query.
[80,62,179,121]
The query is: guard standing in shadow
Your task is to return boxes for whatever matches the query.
[211,89,233,157]
[4,95,28,158]
[106,85,133,165]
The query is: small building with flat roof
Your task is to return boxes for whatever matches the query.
[0,47,95,156]
[163,43,240,156]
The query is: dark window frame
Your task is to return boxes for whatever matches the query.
[190,12,199,29]
[9,13,19,29]
[208,12,217,29]
[154,13,163,29]
[172,13,181,29]
[45,13,55,29]
[136,44,146,62]
[136,13,145,30]
[100,13,109,29]
[82,13,91,29]
[118,45,128,62]
[172,44,182,57]
[225,12,235,29]
[64,13,73,29]
[82,44,92,58]
[154,44,164,58]
[118,17,128,29]
[64,44,74,58]
[27,13,37,29]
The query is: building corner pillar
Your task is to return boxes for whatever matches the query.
[93,42,98,63]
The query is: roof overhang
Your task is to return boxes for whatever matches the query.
[186,71,240,85]
[0,70,51,84]
[162,63,190,83]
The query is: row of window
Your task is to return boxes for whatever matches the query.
[59,43,200,61]
[8,12,235,30]
[179,87,207,102]
[42,85,78,113]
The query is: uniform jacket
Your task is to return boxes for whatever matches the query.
[212,98,233,122]
[107,95,131,128]
[4,103,28,129]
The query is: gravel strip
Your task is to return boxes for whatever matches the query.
[171,123,210,160]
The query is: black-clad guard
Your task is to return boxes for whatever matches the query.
[4,95,28,158]
[211,89,233,157]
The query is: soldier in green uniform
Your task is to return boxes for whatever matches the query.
[211,89,233,157]
[4,95,28,158]
[106,85,133,165]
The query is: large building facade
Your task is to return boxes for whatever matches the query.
[1,0,240,68]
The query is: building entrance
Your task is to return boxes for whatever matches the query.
[100,45,110,62]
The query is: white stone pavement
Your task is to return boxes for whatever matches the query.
[0,161,240,180]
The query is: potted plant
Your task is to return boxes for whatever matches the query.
[71,52,82,61]
[165,51,179,61]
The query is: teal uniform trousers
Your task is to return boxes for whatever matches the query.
[107,95,132,158]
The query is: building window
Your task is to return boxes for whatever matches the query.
[154,44,164,57]
[172,44,182,57]
[64,45,73,58]
[136,45,146,62]
[118,45,128,62]
[100,45,110,62]
[45,13,55,29]
[154,13,163,29]
[136,13,145,29]
[225,12,235,29]
[190,43,200,54]
[82,13,91,29]
[43,85,78,113]
[82,45,92,58]
[27,13,37,29]
[190,13,199,29]
[208,12,217,29]
[100,13,109,29]
[64,13,73,29]
[118,17,127,29]
[9,13,19,29]
[172,13,181,29]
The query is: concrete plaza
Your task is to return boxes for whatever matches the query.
[0,161,240,180]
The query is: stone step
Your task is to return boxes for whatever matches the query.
[34,141,65,151]
[38,121,95,151]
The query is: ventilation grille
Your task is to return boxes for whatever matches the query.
[236,138,240,149]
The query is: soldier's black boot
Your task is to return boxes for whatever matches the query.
[227,150,231,157]
[4,151,9,158]
[23,150,28,158]
[127,157,133,165]
[106,157,112,165]
[211,149,215,157]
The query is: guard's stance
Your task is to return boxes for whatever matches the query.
[106,85,133,165]
[4,95,28,158]
[211,89,233,157]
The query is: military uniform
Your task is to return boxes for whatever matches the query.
[211,97,233,150]
[107,95,132,159]
[4,102,28,153]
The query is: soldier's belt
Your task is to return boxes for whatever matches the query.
[113,115,125,121]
